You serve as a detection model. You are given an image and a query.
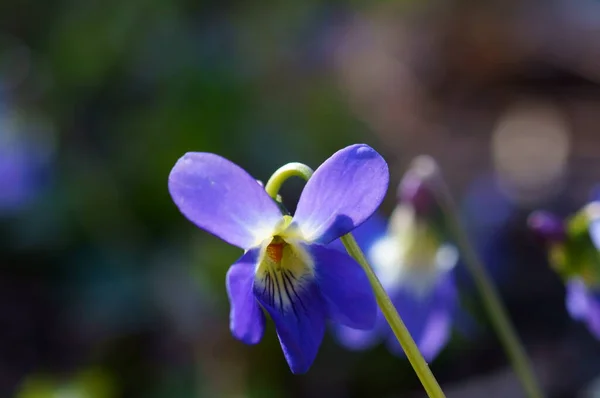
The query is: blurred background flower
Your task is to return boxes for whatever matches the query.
[334,174,460,362]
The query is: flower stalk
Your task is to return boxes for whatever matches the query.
[409,156,543,398]
[265,162,446,398]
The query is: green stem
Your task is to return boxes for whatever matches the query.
[413,156,543,398]
[265,162,446,398]
[340,234,446,398]
[264,162,314,199]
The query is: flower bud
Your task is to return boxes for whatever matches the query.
[528,210,566,243]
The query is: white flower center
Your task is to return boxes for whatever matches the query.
[368,205,457,298]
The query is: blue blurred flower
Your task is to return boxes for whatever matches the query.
[334,182,459,361]
[168,144,389,373]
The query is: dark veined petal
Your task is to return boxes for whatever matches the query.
[226,249,265,344]
[253,269,326,374]
[311,244,377,329]
[385,273,456,361]
[169,152,282,249]
[292,144,389,244]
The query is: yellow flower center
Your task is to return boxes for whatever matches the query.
[254,217,314,313]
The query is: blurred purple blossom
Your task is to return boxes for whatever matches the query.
[334,203,459,361]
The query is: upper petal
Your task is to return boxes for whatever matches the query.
[312,244,377,329]
[292,144,389,244]
[254,271,325,374]
[169,152,282,249]
[226,249,265,344]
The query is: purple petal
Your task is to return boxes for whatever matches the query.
[566,279,600,339]
[312,244,376,329]
[566,278,590,321]
[589,219,600,251]
[334,307,387,351]
[417,310,452,361]
[292,144,389,244]
[226,249,265,344]
[254,274,325,374]
[169,152,282,249]
[334,322,382,351]
[385,273,456,361]
[348,213,388,251]
[327,213,387,254]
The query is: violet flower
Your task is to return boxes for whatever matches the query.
[334,182,459,361]
[168,144,389,373]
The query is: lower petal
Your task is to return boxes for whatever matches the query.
[312,244,377,330]
[566,278,590,320]
[254,273,325,374]
[386,273,456,361]
[334,314,384,351]
[417,311,452,361]
[566,278,600,339]
[226,250,265,344]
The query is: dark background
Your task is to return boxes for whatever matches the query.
[2,0,600,397]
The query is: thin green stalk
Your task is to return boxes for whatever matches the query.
[413,156,543,398]
[264,162,314,198]
[265,162,446,398]
[340,234,446,398]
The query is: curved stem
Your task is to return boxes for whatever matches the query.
[413,156,543,398]
[264,162,314,199]
[264,162,446,398]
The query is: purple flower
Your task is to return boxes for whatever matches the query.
[334,203,459,361]
[168,144,389,373]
